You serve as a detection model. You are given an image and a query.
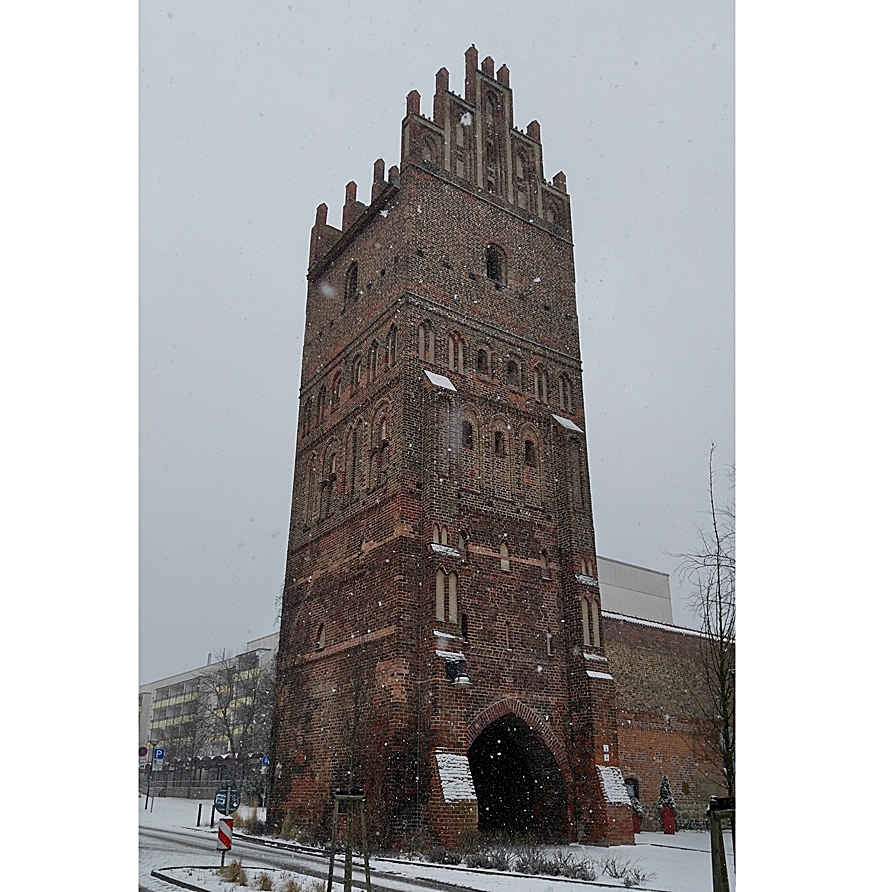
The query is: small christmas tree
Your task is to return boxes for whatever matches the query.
[659,775,677,834]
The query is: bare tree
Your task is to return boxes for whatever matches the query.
[199,650,277,787]
[677,445,735,800]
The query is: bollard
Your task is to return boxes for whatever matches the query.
[211,804,216,828]
[197,803,203,827]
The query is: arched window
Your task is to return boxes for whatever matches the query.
[591,599,601,647]
[458,530,468,556]
[347,424,361,493]
[447,333,464,374]
[461,612,469,641]
[494,430,506,457]
[534,367,548,403]
[461,420,474,449]
[499,542,510,571]
[315,622,326,650]
[486,244,506,284]
[540,549,550,579]
[524,439,537,467]
[435,568,446,621]
[317,385,327,422]
[581,599,601,648]
[351,355,362,391]
[418,322,435,363]
[559,374,573,413]
[301,397,313,433]
[385,325,398,367]
[506,359,520,388]
[514,150,535,212]
[344,262,358,302]
[331,372,343,407]
[447,571,458,622]
[368,341,379,382]
[476,348,490,375]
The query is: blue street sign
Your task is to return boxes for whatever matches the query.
[261,755,270,767]
[154,747,165,760]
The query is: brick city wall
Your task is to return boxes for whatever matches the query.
[602,613,729,828]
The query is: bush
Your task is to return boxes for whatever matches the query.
[513,845,547,874]
[425,846,461,865]
[622,865,655,888]
[218,858,248,886]
[279,813,303,842]
[277,880,301,892]
[252,872,273,890]
[464,844,511,871]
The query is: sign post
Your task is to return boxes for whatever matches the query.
[214,786,240,868]
[217,817,234,867]
[144,741,162,810]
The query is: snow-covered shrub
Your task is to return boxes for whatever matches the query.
[465,844,511,871]
[425,846,461,865]
[658,775,677,813]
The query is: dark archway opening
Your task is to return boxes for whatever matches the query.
[467,714,567,841]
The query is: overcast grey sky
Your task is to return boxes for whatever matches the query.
[140,0,734,683]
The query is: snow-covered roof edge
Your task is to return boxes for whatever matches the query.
[601,610,711,639]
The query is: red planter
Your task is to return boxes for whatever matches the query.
[662,805,676,834]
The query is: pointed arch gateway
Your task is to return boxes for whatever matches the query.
[465,699,570,840]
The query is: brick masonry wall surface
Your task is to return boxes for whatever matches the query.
[602,614,730,827]
[270,48,634,849]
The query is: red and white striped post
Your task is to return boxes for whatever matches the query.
[217,817,233,866]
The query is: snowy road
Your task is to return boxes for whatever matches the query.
[139,795,734,891]
[140,823,480,892]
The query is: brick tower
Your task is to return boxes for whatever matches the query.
[269,47,634,848]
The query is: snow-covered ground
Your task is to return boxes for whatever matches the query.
[139,794,734,891]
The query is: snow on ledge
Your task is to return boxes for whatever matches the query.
[424,370,457,391]
[435,751,477,802]
[583,652,608,663]
[575,574,598,586]
[552,413,583,432]
[433,630,460,642]
[586,670,614,681]
[596,765,632,806]
[430,543,462,560]
[435,649,466,661]
[601,610,709,639]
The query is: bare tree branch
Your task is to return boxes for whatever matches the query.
[674,445,735,799]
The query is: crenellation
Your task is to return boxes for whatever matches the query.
[272,46,633,850]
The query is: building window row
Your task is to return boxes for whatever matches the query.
[303,404,393,523]
[301,324,398,435]
[417,321,575,412]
